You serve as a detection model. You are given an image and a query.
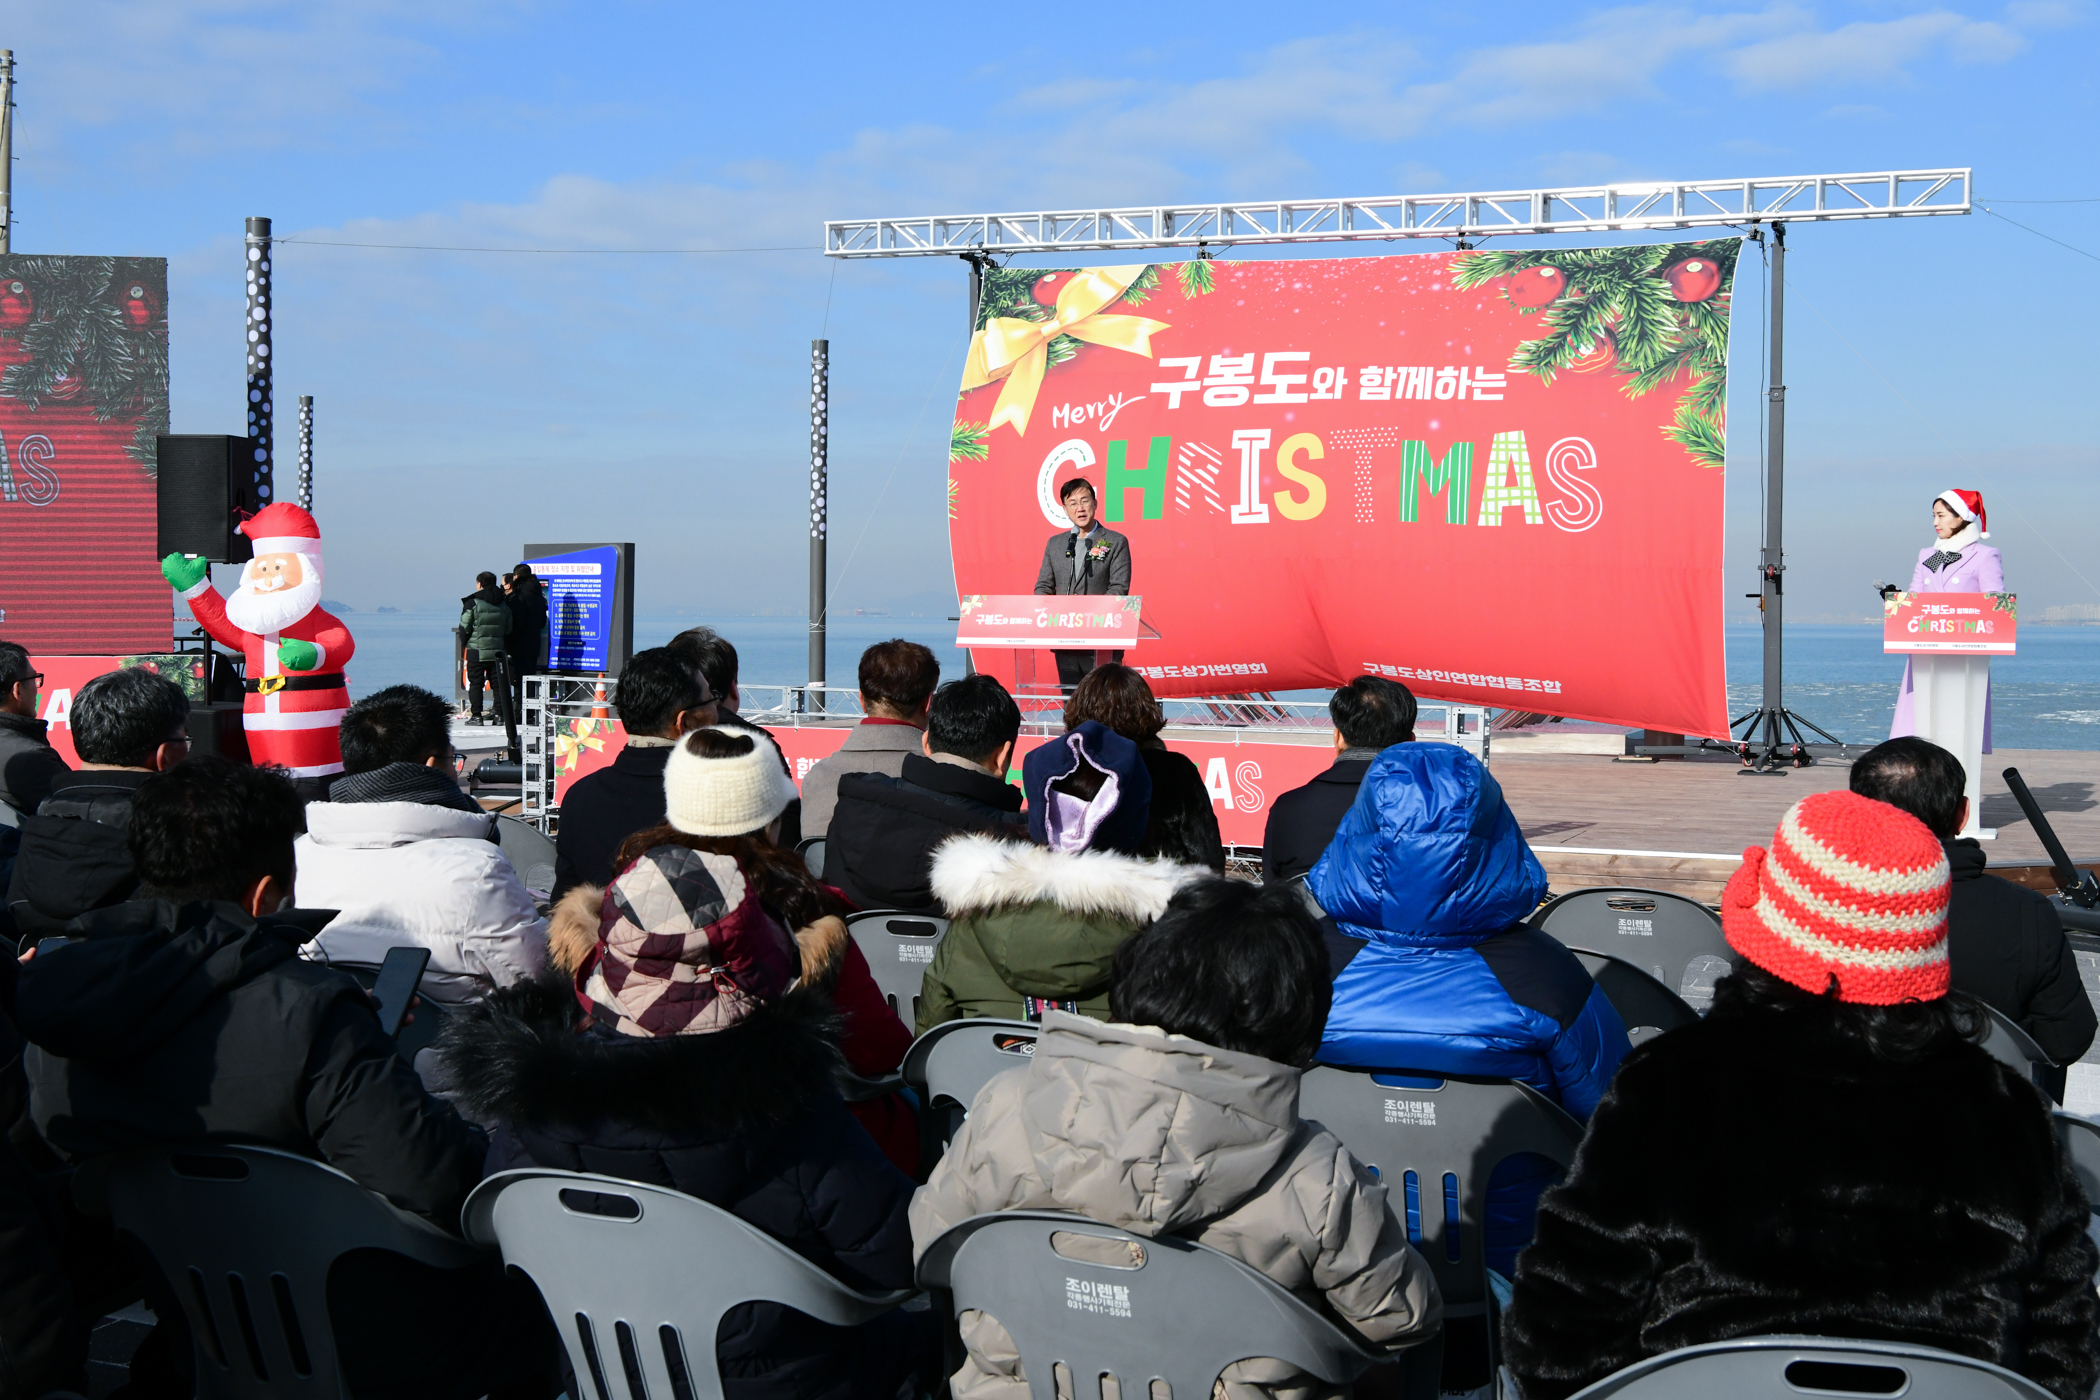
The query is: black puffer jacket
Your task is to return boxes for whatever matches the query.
[825,753,1027,912]
[438,976,929,1400]
[16,899,486,1223]
[1943,837,2097,1075]
[1504,976,2100,1400]
[5,769,151,943]
[1136,746,1224,871]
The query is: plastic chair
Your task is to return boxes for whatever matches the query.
[1562,1335,2056,1400]
[1297,1067,1584,1383]
[902,1018,1042,1174]
[917,1210,1386,1400]
[1535,888,1732,1011]
[796,836,826,880]
[494,814,558,893]
[87,1143,485,1399]
[1571,950,1700,1046]
[463,1168,910,1400]
[844,910,948,1025]
[1982,1005,2053,1088]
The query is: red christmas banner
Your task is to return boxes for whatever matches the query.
[948,245,1735,739]
[0,256,172,653]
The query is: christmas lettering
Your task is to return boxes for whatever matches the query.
[0,430,60,507]
[1054,429,1604,531]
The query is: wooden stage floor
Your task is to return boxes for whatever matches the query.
[1503,747,2100,903]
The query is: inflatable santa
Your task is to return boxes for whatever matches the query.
[160,503,356,778]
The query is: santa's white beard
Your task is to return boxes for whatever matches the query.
[224,558,324,636]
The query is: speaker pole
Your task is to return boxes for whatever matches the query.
[296,395,313,510]
[244,217,274,507]
[0,51,15,253]
[808,338,828,716]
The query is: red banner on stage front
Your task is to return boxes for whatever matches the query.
[1883,592,2017,654]
[947,246,1736,738]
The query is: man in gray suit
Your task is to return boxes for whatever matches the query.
[1033,477,1132,692]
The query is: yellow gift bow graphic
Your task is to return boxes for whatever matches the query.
[961,266,1170,437]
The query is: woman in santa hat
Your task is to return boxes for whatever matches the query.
[1889,488,2003,747]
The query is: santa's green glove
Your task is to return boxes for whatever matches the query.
[277,639,321,672]
[160,553,209,594]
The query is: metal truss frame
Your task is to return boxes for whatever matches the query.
[824,169,1970,258]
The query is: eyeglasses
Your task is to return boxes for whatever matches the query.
[8,673,42,692]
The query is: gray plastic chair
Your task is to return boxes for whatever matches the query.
[1297,1066,1583,1382]
[844,910,949,1024]
[902,1018,1042,1173]
[463,1169,911,1400]
[1983,1005,2053,1087]
[796,836,827,880]
[494,814,559,893]
[88,1143,485,1399]
[1535,887,1732,1011]
[917,1210,1386,1400]
[1571,950,1700,1046]
[1563,1335,2055,1400]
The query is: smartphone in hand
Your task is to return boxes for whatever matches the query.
[371,945,432,1038]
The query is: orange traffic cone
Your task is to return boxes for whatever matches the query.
[591,680,608,720]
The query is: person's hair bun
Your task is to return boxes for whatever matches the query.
[683,728,756,761]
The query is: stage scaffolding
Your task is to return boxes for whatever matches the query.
[824,169,1973,774]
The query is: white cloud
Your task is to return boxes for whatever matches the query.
[1727,11,2024,88]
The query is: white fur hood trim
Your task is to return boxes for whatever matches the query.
[929,833,1210,923]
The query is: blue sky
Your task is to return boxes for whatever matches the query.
[10,1,2097,631]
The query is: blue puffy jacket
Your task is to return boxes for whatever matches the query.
[1308,742,1630,1273]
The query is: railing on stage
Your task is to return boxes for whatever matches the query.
[518,673,1489,833]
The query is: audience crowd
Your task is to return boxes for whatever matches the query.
[0,624,2094,1400]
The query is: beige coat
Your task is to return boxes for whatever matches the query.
[910,1014,1442,1400]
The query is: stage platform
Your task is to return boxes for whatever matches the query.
[1508,747,2100,903]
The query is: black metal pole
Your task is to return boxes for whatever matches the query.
[809,338,828,715]
[1761,223,1786,751]
[244,217,274,504]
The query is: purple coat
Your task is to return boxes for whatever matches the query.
[1891,541,2004,749]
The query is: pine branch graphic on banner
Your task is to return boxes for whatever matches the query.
[1450,241,1735,469]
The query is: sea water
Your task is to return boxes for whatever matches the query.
[327,614,2100,751]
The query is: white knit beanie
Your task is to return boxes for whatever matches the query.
[662,726,799,837]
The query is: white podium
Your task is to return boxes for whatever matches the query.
[1884,591,2015,842]
[1910,654,1992,839]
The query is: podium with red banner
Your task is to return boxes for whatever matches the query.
[1884,591,2016,839]
[957,594,1158,697]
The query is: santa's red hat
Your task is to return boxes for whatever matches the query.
[1936,489,1988,539]
[238,503,322,557]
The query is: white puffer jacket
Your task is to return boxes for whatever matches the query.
[295,801,548,1003]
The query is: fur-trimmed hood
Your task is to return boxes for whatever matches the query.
[930,832,1207,922]
[434,971,846,1140]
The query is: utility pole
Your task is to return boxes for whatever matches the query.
[808,339,828,714]
[1,51,15,253]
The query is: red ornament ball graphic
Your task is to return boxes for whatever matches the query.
[1031,273,1065,309]
[0,280,32,330]
[1505,266,1565,309]
[1664,258,1721,303]
[121,282,161,328]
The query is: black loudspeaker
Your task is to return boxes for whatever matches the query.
[185,702,250,764]
[156,435,271,563]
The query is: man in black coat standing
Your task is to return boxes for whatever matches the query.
[1033,478,1132,693]
[1262,676,1417,883]
[551,647,716,900]
[825,675,1028,912]
[1852,736,2098,1091]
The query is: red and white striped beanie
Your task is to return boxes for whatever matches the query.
[1721,790,1951,1005]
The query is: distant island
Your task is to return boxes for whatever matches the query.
[321,599,356,612]
[377,606,402,614]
